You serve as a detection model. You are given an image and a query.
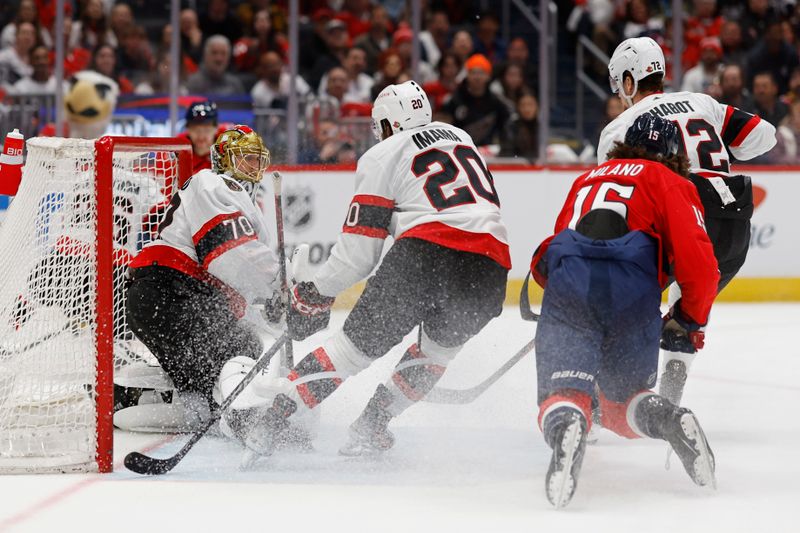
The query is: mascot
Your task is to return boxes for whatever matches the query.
[62,70,119,139]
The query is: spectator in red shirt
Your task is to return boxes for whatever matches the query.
[683,0,723,69]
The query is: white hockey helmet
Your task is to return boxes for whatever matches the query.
[371,80,432,140]
[608,37,665,107]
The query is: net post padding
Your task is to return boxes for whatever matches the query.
[0,136,191,474]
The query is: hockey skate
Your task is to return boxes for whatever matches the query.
[659,359,689,406]
[543,407,588,509]
[339,384,395,457]
[240,393,298,469]
[663,408,716,488]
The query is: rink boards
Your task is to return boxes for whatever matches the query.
[265,165,800,303]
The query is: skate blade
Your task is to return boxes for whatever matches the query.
[546,419,584,509]
[680,413,716,489]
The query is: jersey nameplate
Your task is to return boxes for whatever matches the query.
[648,100,696,118]
[412,128,463,150]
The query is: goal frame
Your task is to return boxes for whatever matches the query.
[93,136,192,472]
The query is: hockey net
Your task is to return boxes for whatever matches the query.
[0,136,191,473]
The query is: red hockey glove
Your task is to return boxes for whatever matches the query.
[287,282,334,340]
[661,300,706,352]
[290,282,334,316]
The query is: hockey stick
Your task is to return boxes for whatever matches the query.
[0,320,75,358]
[519,271,540,322]
[124,333,288,475]
[271,170,294,370]
[423,338,536,404]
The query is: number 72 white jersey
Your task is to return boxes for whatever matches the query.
[598,91,777,176]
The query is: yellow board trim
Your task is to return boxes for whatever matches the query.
[332,277,800,309]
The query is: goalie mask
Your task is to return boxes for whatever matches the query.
[212,125,270,198]
[371,80,432,141]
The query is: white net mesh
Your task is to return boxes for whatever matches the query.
[0,137,185,473]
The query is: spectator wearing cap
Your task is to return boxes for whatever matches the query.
[318,46,373,103]
[441,53,510,148]
[200,0,242,45]
[418,9,450,68]
[337,0,372,39]
[251,50,310,108]
[682,0,723,69]
[472,11,506,63]
[745,18,800,95]
[186,35,245,95]
[392,24,436,83]
[353,4,392,75]
[681,37,724,93]
[752,71,789,127]
[308,18,351,92]
[179,100,219,173]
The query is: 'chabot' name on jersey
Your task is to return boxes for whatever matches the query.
[598,92,777,175]
[314,121,510,297]
[130,169,279,306]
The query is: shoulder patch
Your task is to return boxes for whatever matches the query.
[223,177,244,192]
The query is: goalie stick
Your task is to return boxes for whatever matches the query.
[124,333,288,475]
[272,171,294,371]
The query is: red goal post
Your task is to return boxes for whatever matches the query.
[0,136,191,474]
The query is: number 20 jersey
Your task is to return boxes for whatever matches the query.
[313,121,511,297]
[597,92,777,176]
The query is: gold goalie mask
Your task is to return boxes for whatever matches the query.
[211,125,271,196]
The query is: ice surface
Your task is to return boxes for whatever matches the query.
[1,303,798,532]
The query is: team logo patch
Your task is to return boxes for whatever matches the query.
[224,178,244,192]
[284,185,314,232]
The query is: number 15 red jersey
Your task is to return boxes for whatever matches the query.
[531,158,719,324]
[314,121,510,297]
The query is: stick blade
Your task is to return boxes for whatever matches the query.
[124,451,178,475]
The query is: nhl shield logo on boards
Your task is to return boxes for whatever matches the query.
[284,185,314,232]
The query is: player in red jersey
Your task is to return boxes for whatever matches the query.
[531,114,719,508]
[238,81,511,464]
[179,100,219,174]
[600,37,777,405]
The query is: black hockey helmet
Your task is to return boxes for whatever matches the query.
[624,112,680,158]
[185,100,218,126]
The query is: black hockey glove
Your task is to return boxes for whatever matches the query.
[260,292,285,325]
[661,300,706,353]
[287,281,334,341]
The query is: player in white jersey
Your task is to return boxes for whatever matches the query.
[125,125,282,433]
[598,37,777,405]
[241,81,510,461]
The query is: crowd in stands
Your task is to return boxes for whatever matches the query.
[568,0,800,163]
[2,0,800,164]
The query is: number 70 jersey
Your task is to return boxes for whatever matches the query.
[312,121,510,297]
[597,92,776,175]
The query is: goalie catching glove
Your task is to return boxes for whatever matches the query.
[661,299,706,353]
[286,244,334,340]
